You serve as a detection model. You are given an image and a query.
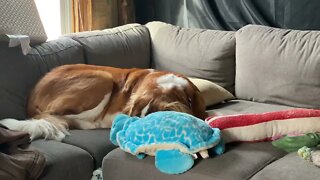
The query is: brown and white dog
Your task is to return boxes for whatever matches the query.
[1,64,206,141]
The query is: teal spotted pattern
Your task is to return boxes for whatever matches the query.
[110,111,221,156]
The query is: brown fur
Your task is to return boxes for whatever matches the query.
[27,64,207,132]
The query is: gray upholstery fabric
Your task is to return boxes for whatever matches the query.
[146,21,236,93]
[62,129,117,168]
[236,25,320,108]
[207,100,294,116]
[251,153,320,180]
[0,42,43,119]
[66,23,150,68]
[31,140,93,180]
[103,142,286,180]
[0,38,85,120]
[33,37,85,74]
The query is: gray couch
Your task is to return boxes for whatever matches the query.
[1,21,320,180]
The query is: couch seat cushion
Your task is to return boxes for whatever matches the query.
[32,140,93,180]
[102,142,286,180]
[251,152,320,180]
[62,129,116,168]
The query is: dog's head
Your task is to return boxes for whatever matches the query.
[122,71,207,119]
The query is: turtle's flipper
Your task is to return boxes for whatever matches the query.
[155,150,194,174]
[209,139,225,156]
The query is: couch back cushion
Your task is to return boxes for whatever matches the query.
[236,25,320,108]
[67,23,150,68]
[146,21,236,93]
[33,37,85,72]
[0,38,84,119]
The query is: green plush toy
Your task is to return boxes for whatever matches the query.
[272,133,320,153]
[272,133,320,168]
[297,146,320,167]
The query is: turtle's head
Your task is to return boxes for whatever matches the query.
[110,114,139,145]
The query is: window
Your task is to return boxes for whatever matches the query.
[35,0,71,40]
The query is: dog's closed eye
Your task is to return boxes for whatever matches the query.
[188,97,192,107]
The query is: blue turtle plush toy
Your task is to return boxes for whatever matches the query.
[110,111,225,174]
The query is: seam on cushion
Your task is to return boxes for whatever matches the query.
[73,25,145,39]
[69,25,147,65]
[245,154,287,180]
[32,44,84,73]
[27,47,49,75]
[35,43,82,56]
[34,48,51,73]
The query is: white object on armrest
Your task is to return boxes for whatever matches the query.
[6,34,31,55]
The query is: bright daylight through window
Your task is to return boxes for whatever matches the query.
[34,0,71,40]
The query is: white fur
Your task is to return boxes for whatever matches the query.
[64,93,113,129]
[65,93,111,121]
[148,69,155,73]
[99,112,120,128]
[140,101,152,117]
[0,118,66,141]
[157,74,188,90]
[0,93,112,141]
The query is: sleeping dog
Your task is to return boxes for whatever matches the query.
[1,64,206,141]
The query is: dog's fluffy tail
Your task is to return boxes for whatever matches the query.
[0,115,70,141]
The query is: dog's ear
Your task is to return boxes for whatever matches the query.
[122,69,151,92]
[192,90,207,119]
[123,93,153,117]
[185,79,207,120]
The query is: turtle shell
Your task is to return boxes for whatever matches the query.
[115,111,221,156]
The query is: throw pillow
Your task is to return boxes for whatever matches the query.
[206,109,320,143]
[188,77,234,107]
